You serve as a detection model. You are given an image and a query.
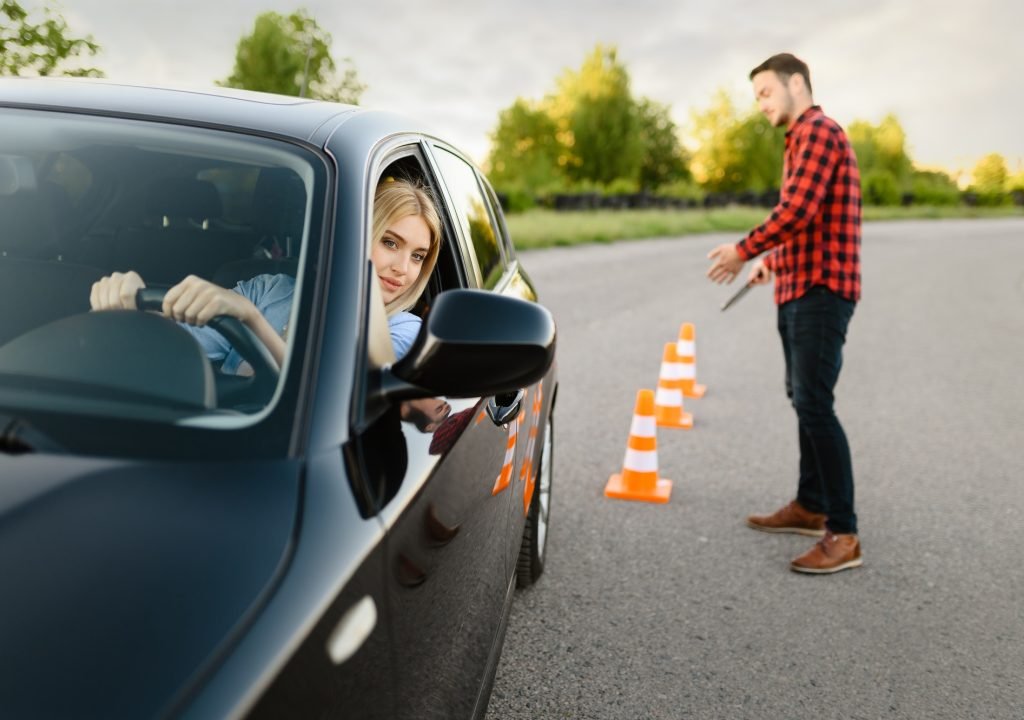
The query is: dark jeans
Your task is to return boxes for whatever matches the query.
[778,286,857,534]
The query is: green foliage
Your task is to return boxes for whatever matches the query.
[910,169,960,206]
[0,0,103,77]
[602,177,639,195]
[487,44,688,198]
[221,9,364,103]
[655,179,704,202]
[1008,171,1024,192]
[487,98,564,196]
[688,90,783,193]
[862,169,901,206]
[848,114,912,189]
[971,153,1008,193]
[636,99,691,190]
[553,46,644,185]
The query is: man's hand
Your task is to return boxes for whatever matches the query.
[747,258,772,286]
[706,243,745,284]
[90,271,146,310]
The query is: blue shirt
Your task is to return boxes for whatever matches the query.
[184,274,422,372]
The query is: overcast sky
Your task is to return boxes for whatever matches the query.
[57,0,1022,176]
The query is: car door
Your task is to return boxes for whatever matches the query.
[355,142,518,719]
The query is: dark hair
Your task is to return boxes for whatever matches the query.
[749,53,812,95]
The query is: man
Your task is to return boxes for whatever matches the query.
[706,53,862,574]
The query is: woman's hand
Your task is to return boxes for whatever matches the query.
[164,275,286,369]
[90,271,146,310]
[162,275,257,327]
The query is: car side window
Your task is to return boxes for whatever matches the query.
[432,148,506,289]
[478,173,517,264]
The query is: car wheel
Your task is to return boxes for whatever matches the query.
[516,411,552,587]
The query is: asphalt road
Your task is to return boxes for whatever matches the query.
[485,218,1024,720]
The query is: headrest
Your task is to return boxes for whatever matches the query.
[0,155,38,196]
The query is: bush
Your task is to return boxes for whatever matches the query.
[966,190,1010,207]
[862,169,901,206]
[654,179,705,203]
[911,173,960,206]
[496,187,537,214]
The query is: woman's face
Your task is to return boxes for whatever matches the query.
[372,213,432,305]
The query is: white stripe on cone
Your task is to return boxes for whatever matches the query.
[630,415,657,437]
[655,387,683,406]
[623,448,659,472]
[660,361,684,380]
[679,363,696,380]
[677,339,696,357]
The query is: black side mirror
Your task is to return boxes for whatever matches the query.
[373,289,556,403]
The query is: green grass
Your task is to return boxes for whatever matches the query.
[505,205,1024,250]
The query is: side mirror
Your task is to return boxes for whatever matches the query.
[374,289,556,402]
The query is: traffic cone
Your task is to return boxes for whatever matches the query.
[604,389,672,504]
[654,342,693,429]
[676,322,707,399]
[492,416,517,495]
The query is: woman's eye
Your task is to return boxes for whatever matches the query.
[382,238,398,249]
[412,253,425,263]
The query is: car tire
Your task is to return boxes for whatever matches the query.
[516,411,552,588]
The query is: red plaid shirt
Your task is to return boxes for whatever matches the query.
[736,106,862,304]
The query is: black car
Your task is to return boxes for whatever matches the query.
[0,78,557,719]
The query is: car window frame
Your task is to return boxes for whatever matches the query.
[350,136,472,435]
[424,140,512,291]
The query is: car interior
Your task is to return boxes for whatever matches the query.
[0,117,316,418]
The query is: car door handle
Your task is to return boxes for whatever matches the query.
[486,389,524,426]
[326,596,378,665]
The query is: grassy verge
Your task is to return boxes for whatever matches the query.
[506,205,1024,250]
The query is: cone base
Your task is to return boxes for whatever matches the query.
[655,409,693,429]
[492,473,511,496]
[683,383,707,399]
[604,473,672,504]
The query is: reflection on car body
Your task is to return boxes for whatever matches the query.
[0,78,557,720]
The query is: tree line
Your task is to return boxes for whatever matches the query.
[3,4,1021,211]
[488,44,1024,212]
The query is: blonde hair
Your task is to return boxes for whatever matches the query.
[372,179,442,315]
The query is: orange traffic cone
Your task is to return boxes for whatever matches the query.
[604,389,672,504]
[655,342,693,429]
[492,416,517,495]
[676,322,707,399]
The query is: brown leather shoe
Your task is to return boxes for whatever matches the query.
[790,532,863,574]
[747,500,827,537]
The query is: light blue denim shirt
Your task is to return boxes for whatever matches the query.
[185,273,422,372]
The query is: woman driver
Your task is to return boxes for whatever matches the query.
[89,178,442,367]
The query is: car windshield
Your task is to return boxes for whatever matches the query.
[0,107,324,458]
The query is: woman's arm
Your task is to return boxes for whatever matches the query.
[163,275,286,368]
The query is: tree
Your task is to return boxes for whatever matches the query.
[487,98,565,195]
[848,114,912,189]
[636,99,691,191]
[222,9,365,104]
[971,153,1008,193]
[0,0,103,77]
[487,44,689,199]
[688,89,783,193]
[549,45,644,186]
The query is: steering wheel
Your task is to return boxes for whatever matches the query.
[135,287,279,404]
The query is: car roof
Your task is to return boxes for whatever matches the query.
[0,77,435,146]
